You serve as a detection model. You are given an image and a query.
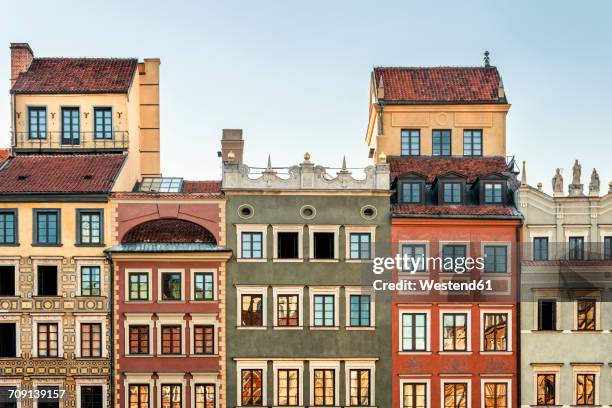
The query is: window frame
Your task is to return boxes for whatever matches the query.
[0,262,18,297]
[481,379,511,408]
[440,380,470,408]
[575,373,596,406]
[568,236,585,260]
[272,225,304,261]
[603,236,612,259]
[401,129,421,156]
[273,287,304,329]
[463,129,483,156]
[310,287,339,329]
[399,243,428,272]
[127,384,150,408]
[35,264,59,297]
[536,373,556,406]
[77,383,106,408]
[80,265,102,297]
[158,269,184,302]
[79,322,102,358]
[440,311,470,352]
[0,209,18,246]
[237,225,268,261]
[76,209,104,246]
[480,311,511,352]
[28,106,48,139]
[399,180,424,204]
[308,226,339,261]
[93,107,113,140]
[400,311,429,352]
[432,129,451,156]
[345,227,376,261]
[160,325,182,355]
[441,182,463,204]
[128,325,150,355]
[347,368,371,407]
[33,209,61,246]
[160,383,182,408]
[482,182,504,204]
[193,383,216,408]
[537,298,558,331]
[237,286,267,329]
[36,322,59,358]
[61,106,80,145]
[192,324,215,355]
[126,270,151,302]
[240,368,265,406]
[400,379,430,408]
[309,364,339,407]
[483,244,509,273]
[192,269,216,301]
[533,237,549,261]
[575,298,597,331]
[345,287,375,329]
[276,368,300,407]
[440,244,468,273]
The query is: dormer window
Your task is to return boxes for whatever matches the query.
[483,182,503,204]
[400,181,422,204]
[442,182,462,204]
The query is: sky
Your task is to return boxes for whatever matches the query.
[1,0,611,193]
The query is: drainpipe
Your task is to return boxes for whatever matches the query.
[106,252,115,408]
[515,222,522,406]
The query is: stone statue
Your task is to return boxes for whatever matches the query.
[552,168,563,193]
[572,160,581,185]
[589,169,600,194]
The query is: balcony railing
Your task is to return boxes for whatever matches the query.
[12,131,129,152]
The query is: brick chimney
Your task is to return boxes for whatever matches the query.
[10,43,33,86]
[220,129,244,164]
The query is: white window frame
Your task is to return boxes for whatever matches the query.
[125,269,152,302]
[572,365,600,406]
[345,287,375,329]
[158,268,185,302]
[532,365,561,406]
[439,308,472,353]
[573,290,601,331]
[75,257,105,297]
[480,242,512,273]
[273,361,304,407]
[190,313,218,356]
[397,241,429,273]
[236,360,267,407]
[124,373,154,408]
[236,224,268,262]
[0,377,22,408]
[32,379,64,408]
[399,378,430,408]
[398,309,431,354]
[533,290,561,331]
[479,309,512,353]
[124,313,154,357]
[0,313,21,358]
[75,313,107,358]
[308,225,340,262]
[530,233,553,261]
[236,286,268,329]
[32,314,63,358]
[272,225,304,262]
[345,360,376,407]
[440,379,471,408]
[190,268,217,302]
[309,360,340,407]
[345,226,376,262]
[309,287,340,330]
[157,313,186,356]
[272,286,304,329]
[76,378,107,408]
[480,378,511,408]
[190,373,219,408]
[157,373,187,408]
[0,257,20,296]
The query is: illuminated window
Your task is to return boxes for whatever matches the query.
[483,314,507,351]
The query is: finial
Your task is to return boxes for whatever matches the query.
[304,152,311,161]
[521,161,527,186]
[266,155,272,170]
[484,50,490,67]
[342,156,347,171]
[378,151,387,164]
[537,182,543,191]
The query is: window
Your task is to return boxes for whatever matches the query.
[161,326,181,354]
[161,272,182,301]
[442,183,462,204]
[402,313,427,351]
[403,383,426,408]
[138,177,184,193]
[533,238,549,261]
[536,374,555,405]
[160,384,181,408]
[277,295,299,327]
[0,210,17,244]
[484,183,503,203]
[34,209,60,245]
[94,108,112,139]
[538,299,556,330]
[78,210,103,245]
[313,232,335,259]
[576,374,595,405]
[194,272,214,300]
[0,387,17,408]
[313,369,335,406]
[277,369,299,406]
[350,233,371,259]
[483,313,507,351]
[61,107,80,144]
[577,299,596,331]
[129,272,149,301]
[401,244,426,272]
[0,266,16,296]
[313,295,335,327]
[443,383,467,408]
[484,383,507,408]
[0,323,16,357]
[28,107,47,139]
[193,325,214,355]
[241,294,263,327]
[442,313,467,351]
[277,232,299,259]
[349,295,371,327]
[401,129,420,156]
[81,323,102,357]
[37,386,59,408]
[128,385,149,408]
[484,246,507,272]
[37,323,58,357]
[569,237,584,260]
[194,384,215,408]
[80,386,103,408]
[463,130,482,156]
[81,266,101,296]
[604,236,612,259]
[442,245,467,272]
[241,232,263,259]
[37,265,58,296]
[349,369,370,406]
[432,130,451,156]
[241,369,263,406]
[401,182,422,204]
[129,325,149,354]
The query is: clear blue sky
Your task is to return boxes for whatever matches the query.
[2,0,611,192]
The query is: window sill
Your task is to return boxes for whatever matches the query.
[189,300,217,303]
[32,244,63,247]
[398,351,431,355]
[570,329,602,333]
[237,326,266,330]
[310,326,340,331]
[308,259,339,263]
[346,326,375,331]
[32,295,61,298]
[438,351,472,355]
[237,258,267,263]
[479,351,512,355]
[273,326,304,330]
[124,300,153,304]
[75,243,106,247]
[272,258,304,263]
[76,295,105,299]
[75,357,107,360]
[191,354,219,357]
[345,259,373,263]
[0,243,20,247]
[531,330,562,333]
[159,354,187,358]
[126,354,153,358]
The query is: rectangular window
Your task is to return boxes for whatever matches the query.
[81,323,102,357]
[313,369,335,406]
[78,210,103,245]
[0,210,17,244]
[576,374,595,405]
[61,107,80,145]
[313,295,335,327]
[277,232,299,259]
[350,233,371,259]
[533,238,549,261]
[37,265,58,296]
[194,384,215,408]
[129,325,149,355]
[241,294,263,327]
[0,386,17,408]
[241,369,263,406]
[442,313,467,351]
[577,299,596,331]
[277,369,299,406]
[402,313,427,351]
[483,313,507,351]
[401,244,426,272]
[128,385,150,408]
[432,130,451,156]
[277,294,299,327]
[161,272,182,301]
[442,183,462,204]
[37,386,59,408]
[484,246,507,272]
[401,182,422,204]
[0,323,16,357]
[604,236,612,259]
[484,383,507,408]
[569,237,584,260]
[442,245,467,272]
[536,374,555,405]
[81,266,101,296]
[241,232,263,259]
[35,210,60,245]
[538,299,556,330]
[463,129,482,156]
[194,272,214,300]
[403,383,426,408]
[193,325,214,355]
[129,273,149,301]
[484,183,503,203]
[28,107,47,139]
[313,232,335,259]
[161,325,181,354]
[349,369,370,406]
[443,383,467,408]
[160,384,181,408]
[0,266,16,296]
[80,386,103,408]
[401,129,420,156]
[94,108,113,139]
[349,295,371,327]
[37,323,58,357]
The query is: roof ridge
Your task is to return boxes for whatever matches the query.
[374,66,497,70]
[34,57,138,61]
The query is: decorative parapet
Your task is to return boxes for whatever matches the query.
[222,153,390,191]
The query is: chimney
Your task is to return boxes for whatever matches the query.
[221,129,244,164]
[10,43,33,86]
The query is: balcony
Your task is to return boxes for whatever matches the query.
[12,131,129,153]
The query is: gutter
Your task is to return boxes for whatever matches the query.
[391,213,524,220]
[105,251,115,408]
[515,221,523,407]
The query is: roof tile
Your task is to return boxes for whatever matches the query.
[122,219,217,244]
[391,203,519,217]
[389,156,510,183]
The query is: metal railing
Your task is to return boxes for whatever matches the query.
[12,131,129,152]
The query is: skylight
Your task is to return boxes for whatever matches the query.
[138,177,183,193]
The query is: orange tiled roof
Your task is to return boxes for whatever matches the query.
[389,156,510,183]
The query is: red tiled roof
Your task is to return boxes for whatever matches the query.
[391,203,519,217]
[374,67,504,103]
[122,219,217,244]
[182,180,222,193]
[0,154,125,193]
[522,260,612,267]
[389,156,510,183]
[0,149,10,166]
[11,58,137,94]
